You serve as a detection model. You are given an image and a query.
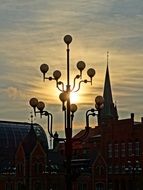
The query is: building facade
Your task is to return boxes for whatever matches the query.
[71,64,143,190]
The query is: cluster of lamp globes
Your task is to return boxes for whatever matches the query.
[29,34,104,119]
[39,35,96,86]
[29,94,104,118]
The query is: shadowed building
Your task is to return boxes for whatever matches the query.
[0,121,49,190]
[57,62,143,190]
[0,121,48,170]
[0,121,65,190]
[71,64,143,190]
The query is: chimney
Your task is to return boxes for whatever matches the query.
[131,113,134,122]
[141,117,143,124]
[53,131,59,150]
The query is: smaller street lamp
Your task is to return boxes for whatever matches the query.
[86,95,104,128]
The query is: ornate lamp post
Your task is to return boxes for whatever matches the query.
[29,34,103,190]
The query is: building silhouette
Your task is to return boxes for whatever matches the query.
[57,63,143,190]
[0,63,143,190]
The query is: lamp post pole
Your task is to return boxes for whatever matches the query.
[64,35,72,190]
[29,34,102,190]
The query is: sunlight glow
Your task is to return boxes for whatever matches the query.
[70,92,79,103]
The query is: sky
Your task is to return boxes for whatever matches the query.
[0,0,143,137]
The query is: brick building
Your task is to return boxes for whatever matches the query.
[56,63,143,190]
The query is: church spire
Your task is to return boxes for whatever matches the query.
[103,52,113,107]
[100,52,118,122]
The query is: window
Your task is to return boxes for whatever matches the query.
[114,165,119,174]
[108,181,113,190]
[121,143,126,157]
[35,182,42,190]
[114,143,119,158]
[6,183,10,190]
[83,148,88,155]
[78,183,87,190]
[133,160,142,174]
[135,141,140,156]
[108,165,112,174]
[16,182,24,190]
[95,166,105,176]
[95,183,104,190]
[128,142,133,156]
[16,163,23,175]
[121,164,125,174]
[34,163,39,174]
[108,143,112,158]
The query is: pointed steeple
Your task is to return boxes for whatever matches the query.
[100,52,118,122]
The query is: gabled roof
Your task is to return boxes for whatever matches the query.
[73,126,101,142]
[22,124,37,157]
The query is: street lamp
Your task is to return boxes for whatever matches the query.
[86,95,104,128]
[30,34,98,190]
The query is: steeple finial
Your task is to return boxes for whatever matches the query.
[30,112,34,124]
[107,51,109,65]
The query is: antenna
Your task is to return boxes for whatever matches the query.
[30,113,34,124]
[28,111,35,124]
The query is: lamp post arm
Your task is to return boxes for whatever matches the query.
[86,109,93,127]
[46,112,54,138]
[73,79,91,92]
[71,108,98,142]
[47,112,66,141]
[71,75,80,91]
[56,81,65,91]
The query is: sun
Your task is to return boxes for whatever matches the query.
[70,92,78,103]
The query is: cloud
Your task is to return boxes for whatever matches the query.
[0,0,143,132]
[1,87,26,100]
